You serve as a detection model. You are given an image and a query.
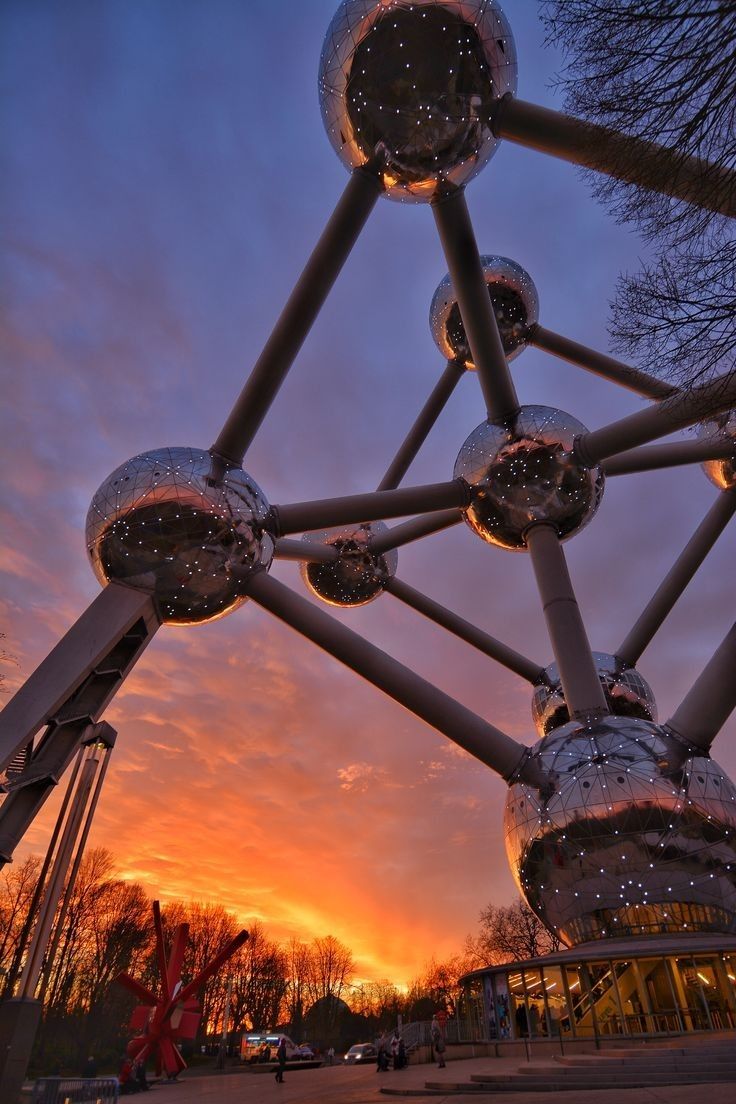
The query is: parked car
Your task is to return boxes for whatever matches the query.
[296,1043,316,1059]
[344,1043,377,1064]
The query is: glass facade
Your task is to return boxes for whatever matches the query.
[464,942,736,1042]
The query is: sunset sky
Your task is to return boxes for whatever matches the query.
[2,0,735,989]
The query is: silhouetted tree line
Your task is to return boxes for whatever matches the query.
[0,847,550,1075]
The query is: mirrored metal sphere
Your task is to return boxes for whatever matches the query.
[505,716,736,946]
[319,0,517,203]
[453,406,605,550]
[300,521,398,606]
[532,653,657,738]
[86,447,274,626]
[700,410,736,489]
[430,255,538,364]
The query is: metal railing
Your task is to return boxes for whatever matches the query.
[32,1077,119,1103]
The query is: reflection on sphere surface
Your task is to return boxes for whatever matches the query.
[505,716,736,946]
[301,521,398,606]
[319,0,517,202]
[454,406,604,550]
[532,653,657,738]
[430,255,538,364]
[86,447,273,625]
[701,410,736,490]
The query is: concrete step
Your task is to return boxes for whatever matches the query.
[472,1068,736,1086]
[590,1045,736,1058]
[513,1067,736,1079]
[555,1054,736,1068]
[380,1071,736,1096]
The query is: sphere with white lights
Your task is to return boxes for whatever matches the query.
[430,255,539,364]
[453,405,605,550]
[532,652,658,738]
[300,521,398,606]
[86,447,273,625]
[505,716,736,946]
[319,0,517,202]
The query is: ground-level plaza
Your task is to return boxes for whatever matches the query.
[461,933,736,1043]
[72,1057,736,1104]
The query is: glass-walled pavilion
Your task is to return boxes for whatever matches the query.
[461,934,736,1042]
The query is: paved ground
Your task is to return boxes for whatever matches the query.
[127,1057,736,1104]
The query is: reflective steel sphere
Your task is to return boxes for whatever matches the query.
[86,447,274,625]
[430,255,538,364]
[532,653,657,738]
[319,0,517,202]
[700,410,736,489]
[453,406,604,550]
[300,521,398,606]
[505,716,736,946]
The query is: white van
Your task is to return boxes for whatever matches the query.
[241,1033,300,1063]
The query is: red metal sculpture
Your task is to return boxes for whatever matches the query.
[115,900,248,1083]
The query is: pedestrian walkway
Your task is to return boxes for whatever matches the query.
[126,1057,736,1104]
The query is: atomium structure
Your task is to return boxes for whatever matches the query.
[2,0,736,969]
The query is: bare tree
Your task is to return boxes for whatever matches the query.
[284,937,311,1038]
[301,935,355,1044]
[228,921,288,1032]
[465,898,561,966]
[0,854,41,995]
[303,934,354,1008]
[168,901,239,1039]
[541,1,736,386]
[409,952,478,1017]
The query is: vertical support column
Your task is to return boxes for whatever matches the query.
[525,524,608,720]
[0,724,116,1104]
[663,959,686,1033]
[631,961,652,1032]
[432,190,519,424]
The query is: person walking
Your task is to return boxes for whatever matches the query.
[274,1037,287,1083]
[430,1015,446,1069]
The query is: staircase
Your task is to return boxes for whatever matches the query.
[379,1037,736,1095]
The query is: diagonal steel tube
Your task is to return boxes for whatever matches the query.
[603,438,736,477]
[271,479,469,536]
[617,488,736,666]
[526,524,608,719]
[431,190,520,424]
[0,583,158,772]
[378,359,467,491]
[273,538,340,563]
[529,325,675,401]
[0,584,159,866]
[369,510,461,555]
[492,96,736,217]
[574,370,736,468]
[211,166,383,464]
[244,571,545,785]
[667,622,736,752]
[386,576,544,684]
